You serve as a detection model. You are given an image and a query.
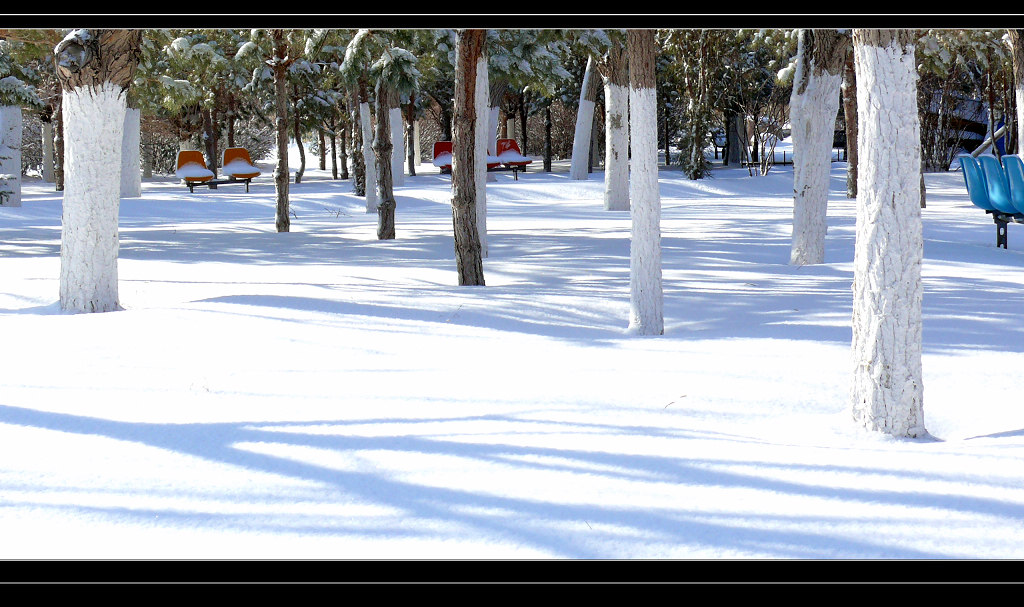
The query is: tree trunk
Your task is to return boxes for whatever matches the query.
[272,30,290,233]
[451,29,486,286]
[339,113,349,180]
[602,38,629,211]
[120,105,141,197]
[850,28,925,439]
[329,116,338,179]
[789,29,848,266]
[390,100,404,187]
[201,107,217,178]
[0,105,22,207]
[373,82,396,240]
[359,80,378,213]
[318,127,326,171]
[41,119,54,182]
[475,53,489,256]
[350,89,364,195]
[544,105,552,172]
[519,90,528,154]
[406,99,417,177]
[627,29,663,336]
[293,102,305,184]
[841,52,858,198]
[54,94,64,191]
[54,28,142,313]
[570,56,601,180]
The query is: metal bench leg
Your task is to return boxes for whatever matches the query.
[996,217,1009,249]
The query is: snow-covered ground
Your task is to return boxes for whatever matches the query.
[3,146,1024,560]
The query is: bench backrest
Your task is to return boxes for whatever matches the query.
[978,155,1018,214]
[177,150,208,171]
[433,141,452,158]
[496,138,522,156]
[960,155,994,211]
[1002,155,1024,214]
[222,147,255,167]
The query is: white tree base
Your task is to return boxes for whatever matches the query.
[59,83,126,313]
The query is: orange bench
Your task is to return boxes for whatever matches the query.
[495,138,532,179]
[175,149,261,193]
[432,141,502,175]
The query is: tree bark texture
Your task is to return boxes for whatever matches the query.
[789,29,849,266]
[544,106,552,172]
[406,100,417,177]
[850,28,925,438]
[475,53,489,257]
[54,94,64,191]
[271,30,290,233]
[374,83,397,240]
[601,38,630,211]
[0,105,22,206]
[627,29,663,336]
[390,103,404,187]
[349,89,364,194]
[451,29,486,286]
[360,85,378,212]
[54,28,142,313]
[293,104,305,184]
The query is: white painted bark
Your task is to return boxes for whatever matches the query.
[59,82,126,313]
[628,86,663,335]
[413,119,421,167]
[475,55,489,257]
[604,81,629,211]
[0,105,23,207]
[120,106,141,198]
[570,57,598,180]
[360,101,378,213]
[42,121,54,182]
[850,32,925,438]
[390,105,404,186]
[790,47,842,266]
[486,105,499,182]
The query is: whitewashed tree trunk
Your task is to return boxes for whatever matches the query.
[627,30,663,336]
[413,119,421,168]
[475,54,489,257]
[570,57,599,180]
[0,105,23,207]
[120,106,141,198]
[602,40,629,211]
[42,120,54,182]
[360,101,377,213]
[390,105,404,186]
[59,83,126,313]
[789,30,847,266]
[486,104,499,182]
[850,29,925,438]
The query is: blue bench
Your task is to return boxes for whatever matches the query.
[959,154,1024,248]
